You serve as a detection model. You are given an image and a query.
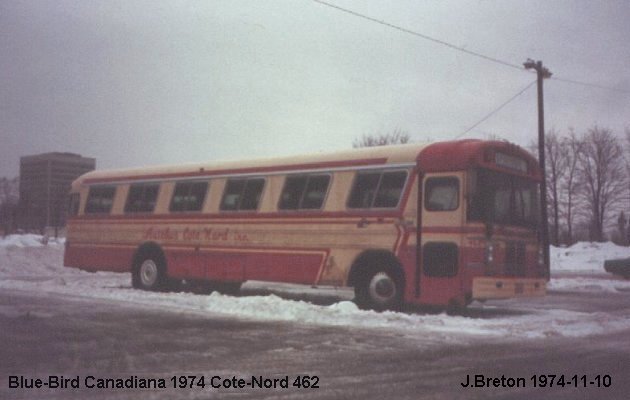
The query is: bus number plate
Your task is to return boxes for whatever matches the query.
[515,282,524,294]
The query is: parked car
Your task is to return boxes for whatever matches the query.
[603,258,630,278]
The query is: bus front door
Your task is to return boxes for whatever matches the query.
[416,173,465,308]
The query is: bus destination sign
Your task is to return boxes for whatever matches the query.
[495,152,528,173]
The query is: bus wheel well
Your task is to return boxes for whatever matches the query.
[347,250,405,288]
[132,242,166,268]
[131,242,168,290]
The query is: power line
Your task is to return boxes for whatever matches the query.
[550,76,630,94]
[311,0,524,71]
[312,0,630,94]
[456,80,537,139]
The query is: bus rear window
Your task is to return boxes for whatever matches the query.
[220,178,265,211]
[170,181,208,212]
[125,183,160,213]
[85,186,116,214]
[347,170,408,209]
[279,174,330,210]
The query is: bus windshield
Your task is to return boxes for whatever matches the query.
[467,169,539,228]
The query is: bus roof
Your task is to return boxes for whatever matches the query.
[75,139,540,187]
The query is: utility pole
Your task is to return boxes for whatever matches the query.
[524,59,552,280]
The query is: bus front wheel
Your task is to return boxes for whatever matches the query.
[132,256,167,291]
[354,266,403,311]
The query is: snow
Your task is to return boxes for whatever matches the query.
[1,236,630,342]
[549,241,630,293]
[551,241,630,274]
[0,233,47,248]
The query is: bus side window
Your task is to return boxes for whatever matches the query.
[347,170,408,209]
[425,177,459,211]
[85,186,116,214]
[220,178,265,211]
[302,175,330,209]
[67,193,80,216]
[170,181,208,212]
[240,179,265,210]
[279,174,330,210]
[423,242,458,277]
[373,171,407,208]
[125,183,160,213]
[347,172,380,209]
[279,175,305,210]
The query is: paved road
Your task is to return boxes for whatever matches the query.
[1,288,629,399]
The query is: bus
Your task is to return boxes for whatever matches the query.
[64,139,547,311]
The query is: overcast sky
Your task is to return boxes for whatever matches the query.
[1,0,629,177]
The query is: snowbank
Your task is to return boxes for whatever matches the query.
[551,241,630,274]
[1,234,42,248]
[0,233,65,248]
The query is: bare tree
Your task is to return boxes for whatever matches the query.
[543,130,566,246]
[616,211,628,245]
[559,129,584,245]
[353,128,411,148]
[577,127,627,242]
[624,127,630,228]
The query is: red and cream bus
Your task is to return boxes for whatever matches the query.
[64,139,546,310]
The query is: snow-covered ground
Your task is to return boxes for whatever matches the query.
[549,242,630,293]
[1,234,630,342]
[551,241,630,274]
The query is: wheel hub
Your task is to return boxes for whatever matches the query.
[368,271,396,304]
[140,259,158,287]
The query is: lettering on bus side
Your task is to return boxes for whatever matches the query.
[142,227,249,243]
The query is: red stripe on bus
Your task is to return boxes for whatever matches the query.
[64,243,134,273]
[65,242,329,285]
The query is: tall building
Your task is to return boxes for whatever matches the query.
[19,152,95,229]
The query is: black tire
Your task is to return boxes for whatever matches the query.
[132,254,167,291]
[354,264,404,311]
[446,298,466,316]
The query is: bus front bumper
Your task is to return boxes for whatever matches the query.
[472,277,546,300]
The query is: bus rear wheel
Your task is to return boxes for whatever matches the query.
[355,266,403,311]
[132,255,167,291]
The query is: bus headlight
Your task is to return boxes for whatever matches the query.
[485,242,494,264]
[538,246,544,266]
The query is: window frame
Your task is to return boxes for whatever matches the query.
[219,177,266,212]
[278,173,332,211]
[125,182,160,214]
[169,180,209,213]
[467,168,539,228]
[67,193,80,217]
[85,185,117,215]
[424,176,460,212]
[346,169,409,210]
